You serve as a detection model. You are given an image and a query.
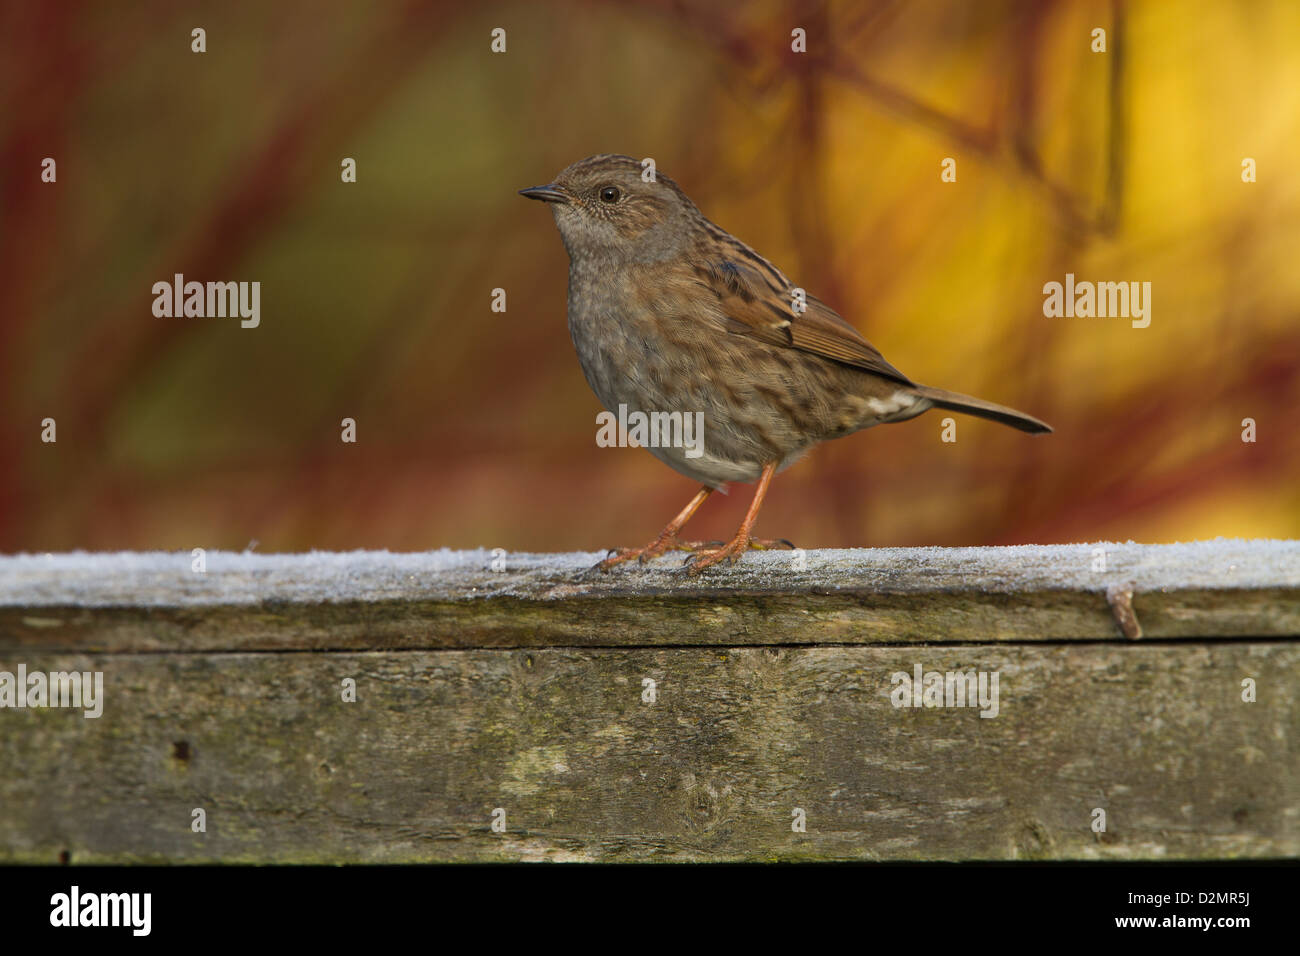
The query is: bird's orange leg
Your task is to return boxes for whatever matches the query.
[598,486,715,571]
[686,461,780,573]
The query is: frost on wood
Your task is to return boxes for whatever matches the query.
[0,539,1297,608]
[0,539,1296,862]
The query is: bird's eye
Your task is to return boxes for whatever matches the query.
[599,186,621,203]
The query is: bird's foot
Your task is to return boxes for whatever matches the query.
[746,537,797,551]
[684,535,749,573]
[684,535,793,574]
[596,535,720,572]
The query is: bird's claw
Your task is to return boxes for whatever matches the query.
[682,535,796,572]
[684,539,747,573]
[749,537,796,551]
[594,536,717,572]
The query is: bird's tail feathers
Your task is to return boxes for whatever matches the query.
[915,385,1052,434]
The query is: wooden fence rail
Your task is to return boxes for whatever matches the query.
[1,540,1297,862]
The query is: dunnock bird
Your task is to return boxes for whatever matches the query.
[521,154,1051,573]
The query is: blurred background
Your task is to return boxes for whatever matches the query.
[2,0,1298,555]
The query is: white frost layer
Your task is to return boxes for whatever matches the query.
[0,539,1296,607]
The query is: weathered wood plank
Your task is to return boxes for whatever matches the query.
[3,542,1296,862]
[2,541,1298,650]
[2,643,1295,862]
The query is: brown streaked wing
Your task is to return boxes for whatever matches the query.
[694,259,914,386]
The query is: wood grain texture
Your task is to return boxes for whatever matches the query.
[1,543,1297,862]
[1,541,1298,652]
[1,643,1295,862]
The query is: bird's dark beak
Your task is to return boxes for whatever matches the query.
[519,184,569,204]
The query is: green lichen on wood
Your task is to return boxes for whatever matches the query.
[2,543,1296,863]
[1,644,1295,863]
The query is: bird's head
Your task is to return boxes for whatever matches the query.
[520,154,699,264]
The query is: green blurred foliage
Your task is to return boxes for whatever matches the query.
[2,0,1297,553]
